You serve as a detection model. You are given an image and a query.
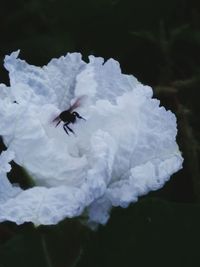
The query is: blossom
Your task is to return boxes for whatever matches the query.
[0,51,183,227]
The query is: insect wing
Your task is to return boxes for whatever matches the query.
[52,115,61,127]
[52,115,60,123]
[68,95,86,112]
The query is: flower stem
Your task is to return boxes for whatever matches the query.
[70,248,83,267]
[41,234,54,267]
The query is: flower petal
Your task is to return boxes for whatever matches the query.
[0,150,22,204]
[0,185,85,225]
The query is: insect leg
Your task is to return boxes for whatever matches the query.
[63,124,69,135]
[66,125,75,135]
[56,120,61,127]
[63,122,75,135]
[76,113,86,120]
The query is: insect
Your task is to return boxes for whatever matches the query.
[53,96,86,135]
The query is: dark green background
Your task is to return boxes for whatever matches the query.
[0,0,200,266]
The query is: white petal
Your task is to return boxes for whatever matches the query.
[0,150,15,173]
[45,52,86,109]
[0,150,22,204]
[0,130,116,225]
[87,197,112,226]
[107,154,183,207]
[0,186,85,225]
[75,56,140,103]
[4,51,86,108]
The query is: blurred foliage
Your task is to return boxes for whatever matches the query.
[1,0,200,266]
[77,198,200,267]
[0,220,88,267]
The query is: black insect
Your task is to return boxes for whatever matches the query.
[53,96,86,135]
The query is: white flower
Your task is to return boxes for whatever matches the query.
[0,51,183,227]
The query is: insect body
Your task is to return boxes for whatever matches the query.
[53,96,86,135]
